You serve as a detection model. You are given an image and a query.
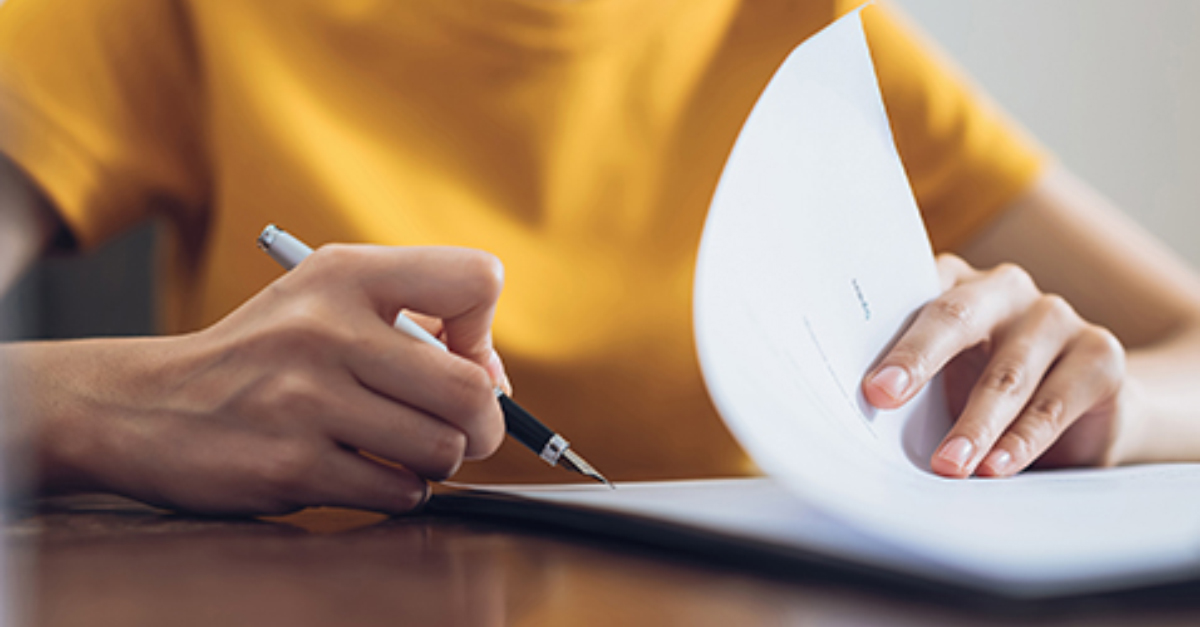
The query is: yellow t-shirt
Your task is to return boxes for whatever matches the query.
[0,0,1042,483]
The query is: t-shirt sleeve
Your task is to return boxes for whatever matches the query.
[859,2,1047,252]
[0,0,206,250]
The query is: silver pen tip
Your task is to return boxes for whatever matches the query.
[561,449,614,489]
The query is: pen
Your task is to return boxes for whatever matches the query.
[256,225,612,487]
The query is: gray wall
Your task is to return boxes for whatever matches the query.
[896,0,1200,267]
[0,224,156,341]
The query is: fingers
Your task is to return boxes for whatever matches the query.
[257,372,477,512]
[293,245,509,459]
[928,296,1084,477]
[321,381,474,479]
[974,327,1124,477]
[166,422,431,516]
[308,244,512,390]
[301,245,505,371]
[861,254,1126,479]
[305,448,431,515]
[342,323,505,460]
[398,309,512,394]
[864,262,1039,409]
[936,253,973,292]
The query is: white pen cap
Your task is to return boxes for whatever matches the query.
[256,224,313,271]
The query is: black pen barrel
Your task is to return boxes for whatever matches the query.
[498,394,555,454]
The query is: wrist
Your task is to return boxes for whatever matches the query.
[29,341,121,494]
[12,337,173,496]
[1103,377,1149,467]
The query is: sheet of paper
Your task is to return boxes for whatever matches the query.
[693,10,1200,589]
[461,478,945,582]
[695,6,950,501]
[471,470,1200,596]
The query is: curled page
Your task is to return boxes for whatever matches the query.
[694,10,1200,591]
[695,6,951,517]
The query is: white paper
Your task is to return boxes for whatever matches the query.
[692,10,1200,592]
[472,11,1200,597]
[471,468,1200,595]
[695,6,951,500]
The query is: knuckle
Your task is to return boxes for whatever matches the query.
[422,429,467,481]
[275,318,330,352]
[268,304,353,358]
[256,441,320,495]
[461,250,506,300]
[441,360,497,424]
[928,296,975,330]
[934,255,972,291]
[1000,427,1040,461]
[936,253,972,273]
[1037,294,1078,324]
[1082,325,1124,358]
[1081,325,1127,383]
[1024,395,1068,431]
[980,360,1025,396]
[260,372,327,421]
[304,243,360,276]
[955,419,1001,450]
[436,360,505,459]
[474,406,506,459]
[992,263,1035,292]
[454,362,497,410]
[269,245,365,303]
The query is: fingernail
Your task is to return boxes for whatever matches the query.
[936,436,975,472]
[413,482,432,513]
[871,366,910,401]
[982,449,1014,476]
[488,351,513,395]
[499,370,513,396]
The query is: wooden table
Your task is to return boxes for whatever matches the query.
[10,494,1200,626]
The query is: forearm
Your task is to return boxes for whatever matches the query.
[0,339,143,497]
[1118,325,1200,465]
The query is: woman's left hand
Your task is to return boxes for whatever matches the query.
[862,253,1128,478]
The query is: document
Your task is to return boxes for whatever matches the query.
[435,11,1200,598]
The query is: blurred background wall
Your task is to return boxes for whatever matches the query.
[897,0,1200,266]
[3,1,1199,339]
[0,224,156,341]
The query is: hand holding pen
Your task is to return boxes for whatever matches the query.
[5,223,607,519]
[14,241,526,516]
[258,226,610,487]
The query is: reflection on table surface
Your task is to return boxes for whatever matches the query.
[8,494,1200,627]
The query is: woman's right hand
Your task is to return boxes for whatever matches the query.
[2,244,509,516]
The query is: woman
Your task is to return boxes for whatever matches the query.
[1,0,1198,515]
